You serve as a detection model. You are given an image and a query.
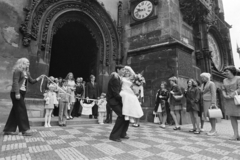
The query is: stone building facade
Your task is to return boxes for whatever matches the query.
[0,0,233,121]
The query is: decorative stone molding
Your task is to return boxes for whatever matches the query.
[179,0,209,26]
[19,0,120,66]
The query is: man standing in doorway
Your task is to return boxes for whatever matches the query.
[107,65,129,142]
[86,75,99,119]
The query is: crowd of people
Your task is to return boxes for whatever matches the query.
[154,66,240,141]
[2,57,240,142]
[43,73,111,127]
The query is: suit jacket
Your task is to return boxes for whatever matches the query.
[11,69,38,94]
[201,81,216,104]
[75,83,85,98]
[86,81,99,98]
[106,72,122,106]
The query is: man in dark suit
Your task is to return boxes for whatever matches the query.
[107,65,129,142]
[86,75,99,119]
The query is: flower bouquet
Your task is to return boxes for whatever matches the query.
[131,73,145,95]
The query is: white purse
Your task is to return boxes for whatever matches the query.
[208,105,223,118]
[234,91,240,105]
[153,114,160,124]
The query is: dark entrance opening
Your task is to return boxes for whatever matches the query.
[49,21,98,81]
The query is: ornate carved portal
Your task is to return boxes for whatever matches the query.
[19,0,120,66]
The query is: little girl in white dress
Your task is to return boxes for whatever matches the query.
[120,66,144,122]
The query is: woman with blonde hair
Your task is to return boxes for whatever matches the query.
[65,72,76,119]
[3,58,43,136]
[222,66,240,141]
[200,72,217,136]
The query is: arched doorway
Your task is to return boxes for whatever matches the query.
[49,21,98,81]
[19,0,121,96]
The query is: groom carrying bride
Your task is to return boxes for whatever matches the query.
[107,65,130,142]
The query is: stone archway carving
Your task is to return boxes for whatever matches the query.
[19,0,120,66]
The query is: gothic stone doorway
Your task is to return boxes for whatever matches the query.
[49,20,98,82]
[19,0,121,96]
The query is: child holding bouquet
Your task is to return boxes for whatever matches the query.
[120,66,144,123]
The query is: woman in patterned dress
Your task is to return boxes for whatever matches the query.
[222,66,240,141]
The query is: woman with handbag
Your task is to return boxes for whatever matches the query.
[168,77,183,130]
[200,72,217,136]
[222,66,240,141]
[185,79,201,134]
[154,81,169,129]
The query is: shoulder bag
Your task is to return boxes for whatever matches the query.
[234,91,240,105]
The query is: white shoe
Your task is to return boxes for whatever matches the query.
[207,131,217,136]
[200,128,205,132]
[125,116,129,121]
[44,124,48,128]
[99,123,104,125]
[48,124,52,127]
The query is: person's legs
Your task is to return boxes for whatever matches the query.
[58,101,64,125]
[170,110,179,128]
[98,112,103,124]
[69,103,74,118]
[45,109,49,127]
[189,111,196,130]
[175,110,181,125]
[193,111,200,132]
[209,118,216,133]
[3,92,18,132]
[158,113,163,124]
[162,112,167,127]
[230,116,239,139]
[110,104,127,140]
[200,115,205,130]
[63,103,68,125]
[48,109,53,127]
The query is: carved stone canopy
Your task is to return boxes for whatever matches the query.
[179,0,210,26]
[19,0,120,66]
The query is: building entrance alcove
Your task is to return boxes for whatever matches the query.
[49,21,98,81]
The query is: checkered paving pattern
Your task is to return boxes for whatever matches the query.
[0,122,240,160]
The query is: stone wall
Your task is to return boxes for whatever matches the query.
[0,0,29,99]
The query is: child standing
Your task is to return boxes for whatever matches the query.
[58,80,70,127]
[44,84,58,127]
[97,93,107,124]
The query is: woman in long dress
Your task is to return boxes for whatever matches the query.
[65,72,76,119]
[120,66,144,122]
[222,66,240,141]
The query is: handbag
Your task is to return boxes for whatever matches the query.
[234,91,240,105]
[153,114,160,124]
[208,105,223,118]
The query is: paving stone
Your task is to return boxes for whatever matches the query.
[0,120,240,160]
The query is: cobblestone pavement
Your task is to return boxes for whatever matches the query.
[0,120,240,160]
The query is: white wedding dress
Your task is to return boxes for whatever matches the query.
[120,77,144,118]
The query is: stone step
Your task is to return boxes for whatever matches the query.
[29,116,101,127]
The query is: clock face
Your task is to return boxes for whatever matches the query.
[133,1,153,20]
[208,34,222,70]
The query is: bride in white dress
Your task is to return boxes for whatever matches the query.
[120,66,144,122]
